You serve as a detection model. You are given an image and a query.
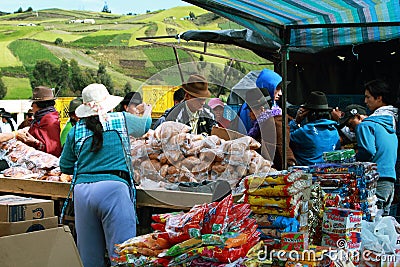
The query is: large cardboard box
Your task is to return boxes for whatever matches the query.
[211,125,246,141]
[0,195,54,222]
[0,216,58,237]
[0,226,83,267]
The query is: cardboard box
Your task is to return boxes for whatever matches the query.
[322,207,362,234]
[0,216,58,237]
[0,195,54,222]
[0,226,83,267]
[281,232,309,250]
[211,125,246,141]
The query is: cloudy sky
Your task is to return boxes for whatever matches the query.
[1,0,192,15]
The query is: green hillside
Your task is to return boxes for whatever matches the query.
[0,7,269,99]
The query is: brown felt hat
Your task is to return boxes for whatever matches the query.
[182,74,211,98]
[31,86,56,102]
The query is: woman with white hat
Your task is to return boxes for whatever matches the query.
[59,83,152,267]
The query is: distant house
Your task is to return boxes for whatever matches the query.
[69,19,95,24]
[83,19,95,24]
[17,23,36,26]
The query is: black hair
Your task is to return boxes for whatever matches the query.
[364,79,393,105]
[173,88,185,102]
[35,100,56,109]
[118,92,142,112]
[85,116,103,152]
[306,110,332,123]
[4,118,15,131]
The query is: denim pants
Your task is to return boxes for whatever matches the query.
[376,180,395,216]
[74,180,136,267]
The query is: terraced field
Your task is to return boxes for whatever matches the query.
[0,6,268,99]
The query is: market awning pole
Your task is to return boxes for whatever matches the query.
[173,47,185,83]
[281,45,288,170]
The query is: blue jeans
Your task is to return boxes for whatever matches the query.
[74,180,136,267]
[376,180,395,216]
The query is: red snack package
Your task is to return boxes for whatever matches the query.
[151,223,166,232]
[166,204,207,244]
[202,194,233,235]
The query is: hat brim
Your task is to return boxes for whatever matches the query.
[30,97,57,102]
[300,104,332,111]
[75,95,123,118]
[182,85,211,98]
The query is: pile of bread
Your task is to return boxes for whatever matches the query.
[0,139,71,182]
[131,122,274,188]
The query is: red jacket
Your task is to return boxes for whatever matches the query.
[29,111,62,157]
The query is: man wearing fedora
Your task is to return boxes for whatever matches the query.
[246,88,296,170]
[164,74,216,135]
[289,91,340,166]
[17,86,62,157]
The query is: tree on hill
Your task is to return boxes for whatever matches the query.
[102,2,111,13]
[96,63,114,94]
[31,60,59,89]
[0,74,7,99]
[123,82,132,95]
[56,59,71,96]
[15,7,23,14]
[25,7,33,12]
[189,11,196,20]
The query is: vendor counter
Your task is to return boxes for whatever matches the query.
[0,176,241,210]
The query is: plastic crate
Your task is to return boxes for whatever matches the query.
[141,85,179,118]
[55,97,75,127]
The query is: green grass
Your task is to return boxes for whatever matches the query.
[143,46,191,61]
[2,76,32,99]
[8,40,61,68]
[218,21,244,30]
[30,30,84,43]
[0,25,43,42]
[70,34,123,48]
[0,41,23,67]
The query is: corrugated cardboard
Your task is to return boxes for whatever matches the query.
[0,226,83,267]
[0,216,58,237]
[0,195,54,222]
[211,125,246,141]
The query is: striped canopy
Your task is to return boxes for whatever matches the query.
[183,0,400,50]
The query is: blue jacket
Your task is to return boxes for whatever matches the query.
[289,119,340,166]
[356,115,397,180]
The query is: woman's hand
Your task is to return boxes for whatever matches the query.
[17,131,39,145]
[331,107,342,122]
[295,108,309,125]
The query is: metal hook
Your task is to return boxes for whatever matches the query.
[352,45,359,60]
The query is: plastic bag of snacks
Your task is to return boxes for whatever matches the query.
[165,204,207,244]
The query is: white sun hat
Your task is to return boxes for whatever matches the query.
[75,83,123,118]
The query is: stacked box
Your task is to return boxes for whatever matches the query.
[310,162,378,221]
[243,170,312,248]
[321,207,362,261]
[0,195,57,236]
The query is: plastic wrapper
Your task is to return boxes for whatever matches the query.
[165,204,207,244]
[322,149,355,163]
[246,180,311,197]
[164,237,203,257]
[114,232,171,256]
[244,171,307,187]
[2,166,34,178]
[202,195,233,234]
[245,194,302,209]
[152,211,185,224]
[252,214,299,232]
[250,202,300,217]
[111,254,170,266]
